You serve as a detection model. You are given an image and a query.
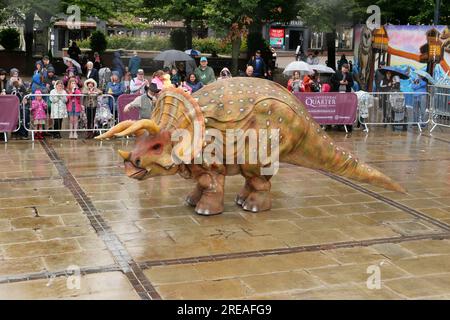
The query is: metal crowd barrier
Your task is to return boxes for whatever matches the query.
[429,85,450,132]
[359,91,431,133]
[22,93,116,141]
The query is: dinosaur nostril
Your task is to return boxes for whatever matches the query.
[135,158,141,167]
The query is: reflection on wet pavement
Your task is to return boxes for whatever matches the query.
[0,127,449,299]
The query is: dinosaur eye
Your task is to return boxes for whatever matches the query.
[135,158,141,167]
[152,143,162,151]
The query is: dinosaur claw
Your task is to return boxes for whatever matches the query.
[186,196,195,206]
[251,206,258,212]
[235,195,245,206]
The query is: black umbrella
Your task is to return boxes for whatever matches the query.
[379,66,409,80]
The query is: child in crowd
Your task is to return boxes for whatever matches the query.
[49,80,68,139]
[30,90,47,140]
[66,78,83,139]
[170,68,181,87]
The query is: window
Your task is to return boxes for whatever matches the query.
[336,26,353,50]
[309,31,324,49]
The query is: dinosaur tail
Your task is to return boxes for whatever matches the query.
[283,123,406,193]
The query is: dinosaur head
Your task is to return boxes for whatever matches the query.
[95,120,179,180]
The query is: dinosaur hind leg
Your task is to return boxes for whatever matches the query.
[237,173,272,213]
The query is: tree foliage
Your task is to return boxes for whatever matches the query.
[0,28,20,51]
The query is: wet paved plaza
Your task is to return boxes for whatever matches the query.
[0,127,449,299]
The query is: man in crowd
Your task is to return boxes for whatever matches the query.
[247,50,267,78]
[244,66,254,77]
[330,63,354,132]
[331,63,354,93]
[85,61,99,84]
[124,83,160,119]
[194,57,216,85]
[128,51,141,78]
[130,69,149,95]
[44,66,59,92]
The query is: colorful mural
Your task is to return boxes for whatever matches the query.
[353,24,450,90]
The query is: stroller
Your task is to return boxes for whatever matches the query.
[388,93,407,131]
[355,91,374,126]
[94,95,114,132]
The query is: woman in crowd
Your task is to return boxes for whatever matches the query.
[66,78,83,139]
[302,74,314,92]
[0,69,7,94]
[218,67,232,80]
[49,80,68,139]
[93,52,102,71]
[151,70,165,90]
[185,73,203,93]
[105,71,125,118]
[31,72,47,94]
[287,71,302,93]
[82,79,102,139]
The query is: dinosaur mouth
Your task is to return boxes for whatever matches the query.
[124,161,149,180]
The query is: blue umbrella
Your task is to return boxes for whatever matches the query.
[414,69,436,84]
[379,66,409,80]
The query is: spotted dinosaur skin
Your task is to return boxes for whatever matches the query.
[97,77,405,216]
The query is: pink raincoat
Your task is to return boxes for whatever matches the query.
[31,99,47,120]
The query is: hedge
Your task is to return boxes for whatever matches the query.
[79,35,247,55]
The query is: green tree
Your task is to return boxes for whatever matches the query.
[299,0,356,70]
[204,0,299,75]
[353,0,449,25]
[0,28,21,51]
[143,0,204,50]
[89,31,108,54]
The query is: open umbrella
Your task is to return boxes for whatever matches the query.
[154,50,194,63]
[310,64,336,74]
[414,69,436,84]
[379,66,409,80]
[63,56,82,74]
[185,49,201,57]
[283,61,314,76]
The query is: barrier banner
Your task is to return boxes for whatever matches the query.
[117,94,140,122]
[0,95,20,132]
[294,92,358,125]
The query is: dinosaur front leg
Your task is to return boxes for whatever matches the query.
[239,175,272,213]
[194,171,225,216]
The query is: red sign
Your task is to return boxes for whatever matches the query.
[269,28,285,48]
[117,94,141,122]
[294,92,357,125]
[0,95,20,132]
[269,28,284,38]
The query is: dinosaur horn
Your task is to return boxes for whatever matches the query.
[95,120,136,140]
[114,119,160,137]
[118,150,131,160]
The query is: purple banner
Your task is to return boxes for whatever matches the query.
[0,95,20,132]
[294,92,357,125]
[117,94,140,122]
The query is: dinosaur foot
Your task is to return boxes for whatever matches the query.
[185,189,202,207]
[241,191,271,213]
[195,194,224,216]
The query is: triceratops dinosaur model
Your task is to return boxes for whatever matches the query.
[96,77,405,215]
